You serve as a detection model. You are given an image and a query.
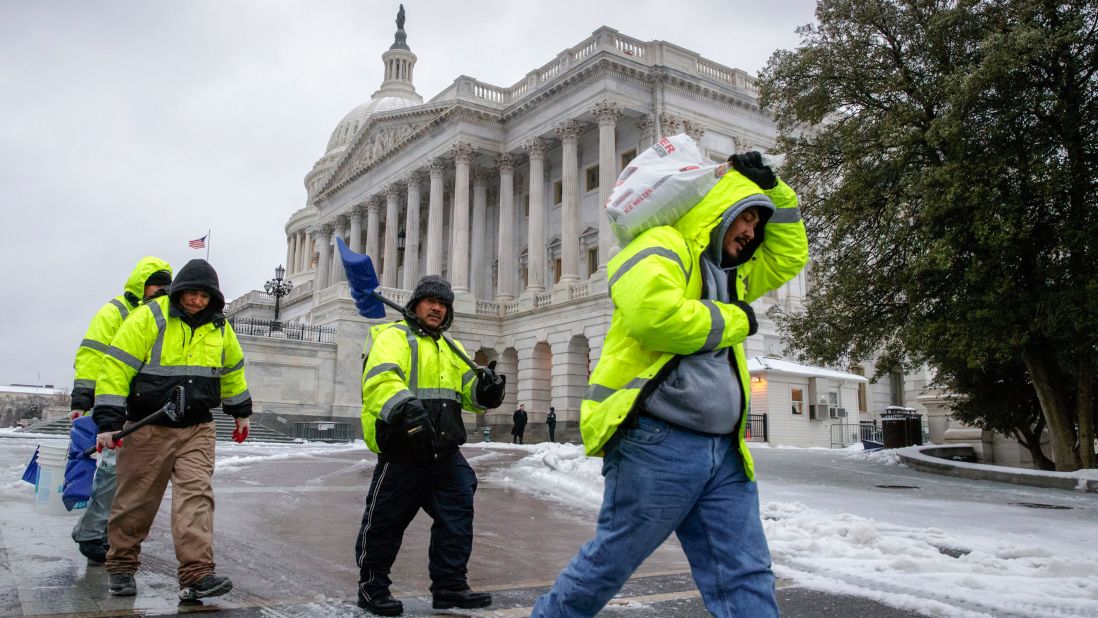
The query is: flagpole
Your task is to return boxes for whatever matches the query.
[206,229,211,261]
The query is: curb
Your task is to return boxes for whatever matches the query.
[897,444,1098,493]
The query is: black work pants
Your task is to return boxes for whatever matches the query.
[355,449,477,596]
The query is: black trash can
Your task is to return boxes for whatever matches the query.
[880,407,922,448]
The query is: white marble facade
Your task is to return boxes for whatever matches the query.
[226,17,933,443]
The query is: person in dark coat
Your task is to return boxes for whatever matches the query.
[511,404,528,444]
[546,406,557,443]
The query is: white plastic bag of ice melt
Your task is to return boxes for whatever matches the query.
[605,134,730,245]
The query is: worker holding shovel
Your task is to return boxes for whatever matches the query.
[92,259,251,601]
[338,239,505,616]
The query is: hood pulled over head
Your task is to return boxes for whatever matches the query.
[123,256,173,306]
[672,170,776,269]
[168,259,225,316]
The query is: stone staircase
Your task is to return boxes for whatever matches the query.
[19,412,298,444]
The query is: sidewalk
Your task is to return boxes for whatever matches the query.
[1,437,925,617]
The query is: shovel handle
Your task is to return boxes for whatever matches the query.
[80,387,184,457]
[370,291,480,372]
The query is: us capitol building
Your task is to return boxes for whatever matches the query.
[226,8,944,449]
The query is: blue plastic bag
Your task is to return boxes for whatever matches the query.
[21,446,39,485]
[63,415,98,510]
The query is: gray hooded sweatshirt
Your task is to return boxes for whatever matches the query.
[641,199,772,434]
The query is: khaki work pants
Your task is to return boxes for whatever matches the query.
[105,422,217,585]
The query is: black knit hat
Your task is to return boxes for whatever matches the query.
[405,275,454,332]
[144,270,172,288]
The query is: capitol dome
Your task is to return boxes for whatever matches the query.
[307,4,424,198]
[325,93,421,154]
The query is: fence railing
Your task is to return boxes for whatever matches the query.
[256,410,295,436]
[746,413,768,442]
[256,410,355,443]
[294,421,356,443]
[229,317,336,343]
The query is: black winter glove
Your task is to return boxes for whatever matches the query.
[728,151,777,190]
[389,399,435,447]
[475,361,507,410]
[731,300,758,336]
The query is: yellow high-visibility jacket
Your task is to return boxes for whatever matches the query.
[70,257,172,412]
[93,295,250,432]
[580,171,809,480]
[361,320,485,459]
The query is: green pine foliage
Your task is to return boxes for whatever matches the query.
[761,0,1097,470]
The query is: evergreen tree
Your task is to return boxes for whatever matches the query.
[761,0,1097,470]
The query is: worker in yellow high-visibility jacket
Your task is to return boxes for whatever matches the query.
[93,259,251,602]
[69,256,172,566]
[534,152,809,618]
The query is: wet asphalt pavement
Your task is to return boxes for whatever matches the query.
[0,436,928,617]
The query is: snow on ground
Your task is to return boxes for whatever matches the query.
[6,428,1097,617]
[472,441,1098,618]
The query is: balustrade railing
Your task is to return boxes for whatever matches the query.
[569,280,591,300]
[229,317,336,343]
[476,300,500,316]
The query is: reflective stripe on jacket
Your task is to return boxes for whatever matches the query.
[361,320,483,456]
[93,295,250,431]
[71,257,172,411]
[580,172,809,480]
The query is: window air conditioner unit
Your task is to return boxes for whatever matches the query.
[836,407,847,418]
[810,404,829,421]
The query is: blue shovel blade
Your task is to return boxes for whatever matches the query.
[336,237,387,318]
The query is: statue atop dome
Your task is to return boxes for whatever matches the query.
[391,4,409,50]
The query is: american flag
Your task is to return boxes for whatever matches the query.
[189,235,207,249]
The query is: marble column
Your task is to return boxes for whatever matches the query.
[659,113,681,139]
[295,232,305,274]
[524,138,547,294]
[294,233,304,274]
[495,154,516,302]
[471,166,489,299]
[450,142,475,293]
[383,184,401,288]
[285,235,294,276]
[426,158,446,275]
[331,214,349,283]
[295,232,306,274]
[637,114,656,150]
[403,171,424,289]
[349,203,365,253]
[312,223,333,292]
[366,197,381,261]
[556,120,582,285]
[594,101,621,273]
[684,119,706,142]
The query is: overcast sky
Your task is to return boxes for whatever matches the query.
[0,0,818,390]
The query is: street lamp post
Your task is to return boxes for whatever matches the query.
[263,264,294,332]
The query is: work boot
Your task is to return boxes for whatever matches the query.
[432,588,492,610]
[178,574,233,600]
[108,572,136,596]
[78,538,108,565]
[357,591,403,616]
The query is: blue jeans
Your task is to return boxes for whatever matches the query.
[532,417,779,618]
[71,448,117,543]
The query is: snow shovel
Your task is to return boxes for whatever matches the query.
[82,385,185,457]
[336,237,482,371]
